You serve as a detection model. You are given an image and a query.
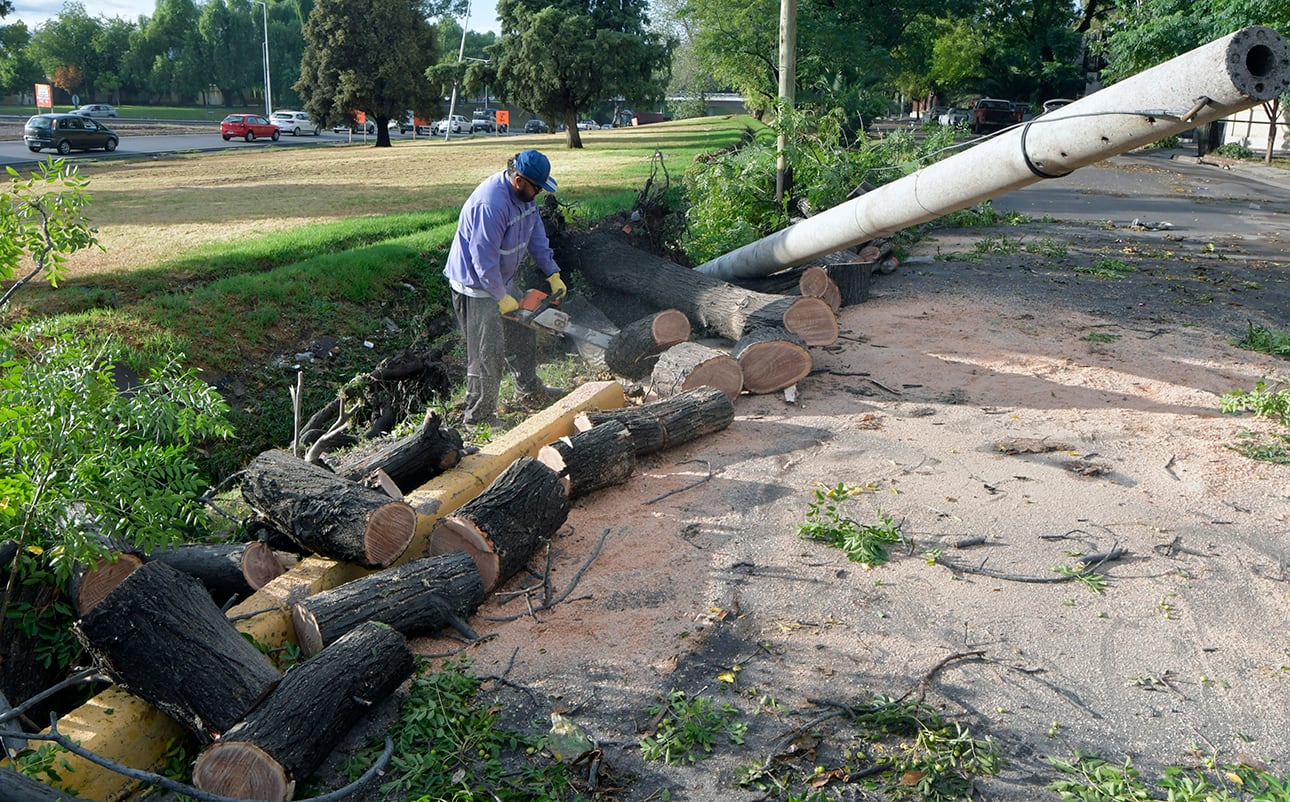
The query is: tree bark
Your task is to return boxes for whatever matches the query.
[554,232,838,345]
[0,768,79,801]
[574,386,735,456]
[192,621,414,802]
[291,551,485,656]
[823,262,874,306]
[147,541,285,606]
[241,449,417,569]
[537,420,637,499]
[328,409,464,493]
[428,457,569,592]
[73,561,281,744]
[650,341,743,400]
[604,309,692,380]
[733,327,812,394]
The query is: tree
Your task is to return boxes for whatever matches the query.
[0,22,44,99]
[121,0,206,102]
[492,0,672,148]
[296,0,441,147]
[198,0,260,107]
[27,3,98,99]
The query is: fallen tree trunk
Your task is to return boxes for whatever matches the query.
[328,409,464,493]
[0,768,79,801]
[428,457,569,592]
[651,342,743,400]
[537,420,637,499]
[291,551,485,656]
[192,621,414,802]
[555,232,838,345]
[73,560,281,744]
[574,386,735,456]
[604,309,692,380]
[147,541,284,605]
[241,449,417,569]
[733,327,812,394]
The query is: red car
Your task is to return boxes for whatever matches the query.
[220,114,281,142]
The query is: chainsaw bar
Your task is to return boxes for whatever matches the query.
[530,307,613,349]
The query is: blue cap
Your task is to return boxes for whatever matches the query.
[514,149,557,193]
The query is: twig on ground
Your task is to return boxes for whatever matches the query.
[645,459,712,505]
[932,547,1128,584]
[482,528,612,623]
[897,650,987,703]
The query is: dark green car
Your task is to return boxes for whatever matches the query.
[24,113,120,154]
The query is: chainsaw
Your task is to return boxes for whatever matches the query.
[504,288,613,349]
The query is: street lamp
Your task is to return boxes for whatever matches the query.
[253,0,272,117]
[444,0,470,141]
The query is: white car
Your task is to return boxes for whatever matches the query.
[73,103,118,118]
[433,115,467,135]
[576,120,598,130]
[270,110,319,136]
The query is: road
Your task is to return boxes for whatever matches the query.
[0,116,504,170]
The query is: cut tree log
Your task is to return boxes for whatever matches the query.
[574,386,735,456]
[537,419,637,499]
[241,449,417,569]
[603,309,692,380]
[0,767,79,801]
[650,341,743,400]
[328,409,464,493]
[192,621,414,802]
[733,327,812,394]
[726,264,841,312]
[428,457,569,592]
[147,541,285,605]
[554,232,838,346]
[69,552,144,616]
[823,261,874,306]
[291,551,485,656]
[73,560,281,744]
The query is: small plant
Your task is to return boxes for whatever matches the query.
[972,236,1025,256]
[1233,323,1290,359]
[1084,332,1121,343]
[797,484,904,567]
[1215,142,1255,159]
[1050,750,1290,801]
[1221,379,1290,427]
[1227,431,1290,465]
[640,690,747,764]
[1076,259,1136,278]
[1024,238,1070,258]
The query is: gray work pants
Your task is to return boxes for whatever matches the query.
[452,290,539,424]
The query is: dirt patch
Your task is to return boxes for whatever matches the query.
[353,155,1290,800]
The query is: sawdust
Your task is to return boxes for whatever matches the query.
[387,153,1290,800]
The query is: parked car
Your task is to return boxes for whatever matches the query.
[576,119,598,130]
[524,118,549,134]
[967,98,1022,134]
[938,107,970,126]
[220,113,281,142]
[72,103,118,118]
[331,119,377,134]
[24,113,119,154]
[433,115,467,135]
[471,110,496,133]
[270,110,319,136]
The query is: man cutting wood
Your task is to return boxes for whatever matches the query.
[443,149,566,427]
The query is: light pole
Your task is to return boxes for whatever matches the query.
[444,1,470,141]
[253,0,272,117]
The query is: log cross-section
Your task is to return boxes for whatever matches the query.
[650,342,743,400]
[242,449,417,568]
[73,560,282,744]
[192,621,414,802]
[428,457,570,592]
[291,551,485,656]
[732,327,812,394]
[604,309,692,380]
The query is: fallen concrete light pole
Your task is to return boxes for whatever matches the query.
[696,25,1290,280]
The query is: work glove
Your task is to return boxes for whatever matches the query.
[498,294,519,315]
[547,272,567,299]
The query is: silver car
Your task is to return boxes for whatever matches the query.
[270,110,319,136]
[73,103,118,118]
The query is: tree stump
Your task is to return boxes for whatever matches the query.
[537,420,637,499]
[823,262,874,306]
[192,621,414,802]
[147,541,284,606]
[291,551,485,656]
[650,342,743,400]
[554,232,838,345]
[73,561,281,744]
[241,449,417,568]
[574,386,735,456]
[604,309,692,380]
[329,409,464,493]
[732,327,812,394]
[428,457,569,592]
[0,767,80,801]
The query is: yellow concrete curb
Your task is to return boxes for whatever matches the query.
[30,381,625,801]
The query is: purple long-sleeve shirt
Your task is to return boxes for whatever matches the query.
[442,170,558,300]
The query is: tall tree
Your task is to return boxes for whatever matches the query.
[492,0,672,147]
[123,0,205,103]
[199,0,259,107]
[0,21,43,99]
[27,3,99,100]
[296,0,441,147]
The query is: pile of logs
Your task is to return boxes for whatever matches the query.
[554,232,885,399]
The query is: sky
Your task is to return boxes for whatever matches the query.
[7,0,501,33]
